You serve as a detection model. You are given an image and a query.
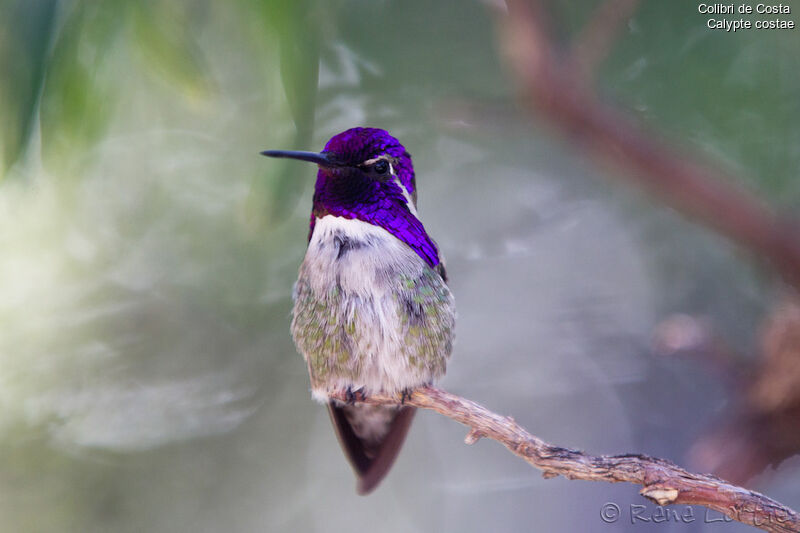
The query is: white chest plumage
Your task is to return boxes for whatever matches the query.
[291,215,455,401]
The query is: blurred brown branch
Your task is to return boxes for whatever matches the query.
[331,387,800,533]
[570,0,640,81]
[497,0,800,292]
[691,296,800,484]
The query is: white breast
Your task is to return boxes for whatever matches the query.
[296,214,440,398]
[303,215,426,297]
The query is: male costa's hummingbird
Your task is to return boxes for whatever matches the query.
[262,127,455,494]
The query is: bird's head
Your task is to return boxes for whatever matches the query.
[262,126,416,206]
[262,127,439,267]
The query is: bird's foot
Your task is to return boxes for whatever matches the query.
[400,387,414,405]
[344,386,367,405]
[345,386,356,405]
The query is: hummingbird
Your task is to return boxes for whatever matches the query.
[262,127,455,494]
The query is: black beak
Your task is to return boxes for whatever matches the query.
[260,149,336,167]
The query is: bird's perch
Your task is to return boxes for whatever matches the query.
[330,386,800,533]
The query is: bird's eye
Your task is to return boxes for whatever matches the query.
[373,160,389,175]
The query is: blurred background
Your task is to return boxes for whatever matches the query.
[1,0,799,531]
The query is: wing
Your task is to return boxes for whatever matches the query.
[435,261,448,284]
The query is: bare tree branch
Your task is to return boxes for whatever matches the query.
[330,386,800,533]
[497,0,800,292]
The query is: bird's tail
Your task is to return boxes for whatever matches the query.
[327,402,416,495]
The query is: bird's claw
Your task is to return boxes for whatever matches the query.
[400,388,414,405]
[344,386,366,405]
